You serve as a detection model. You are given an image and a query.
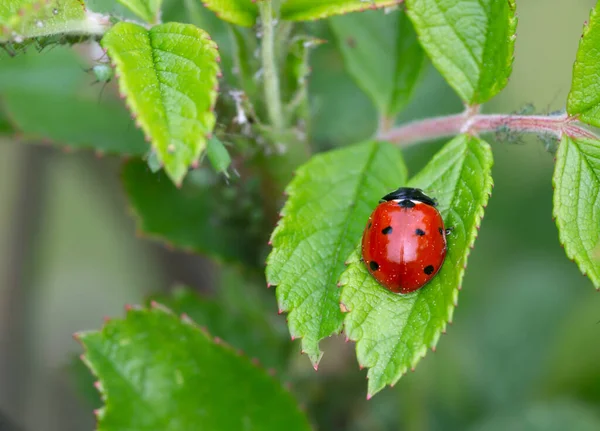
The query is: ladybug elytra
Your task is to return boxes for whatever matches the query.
[361,187,448,294]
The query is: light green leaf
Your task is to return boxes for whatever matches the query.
[330,9,425,117]
[116,0,161,24]
[567,3,600,127]
[552,136,600,288]
[122,159,264,267]
[0,47,147,155]
[339,134,493,397]
[201,0,258,27]
[77,304,311,431]
[280,0,403,22]
[148,284,290,370]
[266,141,408,366]
[405,0,516,104]
[102,22,220,185]
[0,0,109,43]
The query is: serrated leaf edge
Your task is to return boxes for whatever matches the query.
[120,161,260,270]
[552,136,600,289]
[102,23,221,186]
[74,302,308,427]
[281,0,403,22]
[339,135,494,397]
[266,141,402,367]
[567,4,599,119]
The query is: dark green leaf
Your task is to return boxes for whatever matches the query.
[78,305,311,431]
[122,159,264,267]
[266,141,408,366]
[0,48,147,155]
[405,0,516,104]
[330,9,426,117]
[552,136,600,288]
[148,284,290,370]
[339,134,493,397]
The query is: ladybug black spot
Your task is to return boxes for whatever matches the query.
[368,222,372,229]
[370,261,379,271]
[382,226,393,235]
[424,265,434,275]
[415,228,425,236]
[398,199,415,208]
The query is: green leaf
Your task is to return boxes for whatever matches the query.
[0,0,109,43]
[567,3,600,127]
[552,136,600,288]
[116,0,161,24]
[201,0,258,27]
[122,159,264,267]
[148,284,290,370]
[405,0,516,104]
[330,9,425,117]
[0,48,147,155]
[78,304,311,431]
[201,0,404,25]
[280,0,403,22]
[266,141,408,366]
[339,134,493,397]
[102,22,220,185]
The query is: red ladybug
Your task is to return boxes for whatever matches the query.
[361,187,448,294]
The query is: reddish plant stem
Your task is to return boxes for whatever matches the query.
[378,112,598,146]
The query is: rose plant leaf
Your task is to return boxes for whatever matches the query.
[148,285,291,371]
[102,22,220,185]
[405,0,517,104]
[77,304,311,431]
[116,0,161,24]
[0,47,146,155]
[201,0,258,27]
[552,136,600,288]
[330,8,426,117]
[280,0,403,22]
[122,159,263,267]
[0,0,109,43]
[567,2,600,127]
[339,134,493,397]
[266,140,408,366]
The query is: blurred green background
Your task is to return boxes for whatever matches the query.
[2,0,600,430]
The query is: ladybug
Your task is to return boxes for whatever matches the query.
[361,187,448,294]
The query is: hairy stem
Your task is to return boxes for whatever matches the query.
[259,1,284,131]
[378,112,598,146]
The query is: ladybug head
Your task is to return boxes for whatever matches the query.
[379,187,437,207]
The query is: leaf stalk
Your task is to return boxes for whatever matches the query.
[378,111,598,146]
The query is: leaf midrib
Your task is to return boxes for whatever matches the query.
[374,138,479,383]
